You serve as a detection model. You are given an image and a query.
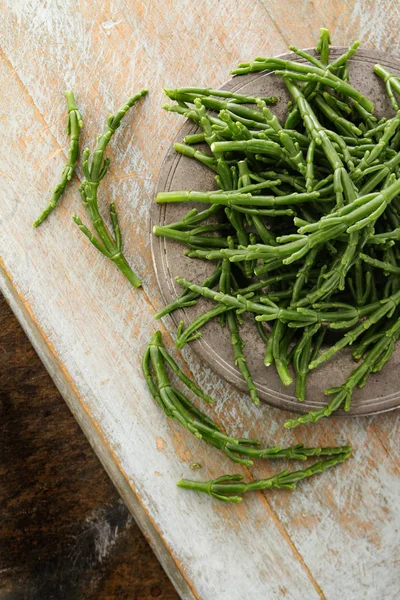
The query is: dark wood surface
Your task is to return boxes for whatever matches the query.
[0,294,179,600]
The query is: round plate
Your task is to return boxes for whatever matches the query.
[151,47,400,416]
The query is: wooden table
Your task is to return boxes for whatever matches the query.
[0,294,178,600]
[1,2,399,599]
[0,294,178,599]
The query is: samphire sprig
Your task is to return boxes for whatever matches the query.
[142,331,351,467]
[154,28,400,424]
[177,450,351,502]
[33,91,83,227]
[73,90,148,288]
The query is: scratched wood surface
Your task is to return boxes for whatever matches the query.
[0,295,178,600]
[1,2,400,599]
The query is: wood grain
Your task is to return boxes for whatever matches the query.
[0,2,399,598]
[0,295,178,600]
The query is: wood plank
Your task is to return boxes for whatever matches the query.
[0,268,193,600]
[0,294,179,599]
[1,1,399,598]
[256,0,400,54]
[250,416,400,599]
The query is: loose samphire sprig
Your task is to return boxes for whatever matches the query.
[73,90,148,288]
[33,91,83,227]
[154,27,400,424]
[177,450,351,502]
[142,331,351,468]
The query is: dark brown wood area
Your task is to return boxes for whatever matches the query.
[0,294,179,600]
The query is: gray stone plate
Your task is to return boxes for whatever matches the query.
[151,47,400,416]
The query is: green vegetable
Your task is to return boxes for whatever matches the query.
[285,314,400,427]
[232,56,373,111]
[177,450,351,502]
[154,264,223,320]
[374,64,400,111]
[33,91,82,227]
[143,332,351,468]
[154,29,400,425]
[73,90,147,288]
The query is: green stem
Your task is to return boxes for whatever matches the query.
[33,91,83,227]
[76,91,147,288]
[177,451,351,502]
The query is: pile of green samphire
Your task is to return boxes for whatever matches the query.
[151,29,400,499]
[35,29,400,502]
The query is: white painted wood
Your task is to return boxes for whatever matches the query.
[1,2,399,598]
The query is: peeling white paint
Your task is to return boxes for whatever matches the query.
[101,20,122,34]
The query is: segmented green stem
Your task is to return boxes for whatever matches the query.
[285,315,400,427]
[33,91,83,227]
[74,90,147,288]
[143,332,351,469]
[177,451,351,502]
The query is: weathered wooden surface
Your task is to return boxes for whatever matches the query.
[1,2,399,599]
[0,294,178,600]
